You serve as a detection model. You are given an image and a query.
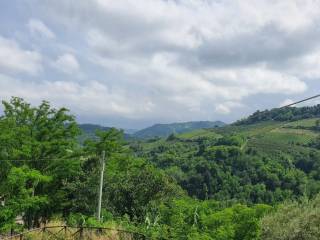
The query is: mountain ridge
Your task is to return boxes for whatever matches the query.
[133,120,226,139]
[79,121,226,140]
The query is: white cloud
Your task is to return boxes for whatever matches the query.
[3,0,320,126]
[27,19,55,39]
[0,36,42,75]
[215,104,231,115]
[280,99,294,107]
[0,73,152,119]
[285,49,320,80]
[203,67,307,97]
[90,50,306,110]
[52,53,80,74]
[79,0,311,100]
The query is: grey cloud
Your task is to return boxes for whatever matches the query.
[177,23,320,70]
[1,0,319,128]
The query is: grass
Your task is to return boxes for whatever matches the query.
[263,129,317,144]
[177,128,221,139]
[214,121,281,138]
[283,118,320,128]
[230,120,320,158]
[23,228,129,240]
[8,220,143,240]
[138,119,320,169]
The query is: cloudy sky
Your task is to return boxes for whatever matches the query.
[0,0,320,129]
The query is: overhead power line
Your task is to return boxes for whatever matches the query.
[240,93,320,150]
[280,94,320,108]
[0,158,81,162]
[1,94,320,163]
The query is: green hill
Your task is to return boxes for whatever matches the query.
[78,124,132,142]
[236,104,320,125]
[4,97,320,239]
[132,110,320,204]
[133,121,225,139]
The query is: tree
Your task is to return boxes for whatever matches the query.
[315,119,320,130]
[84,128,124,158]
[167,133,177,141]
[62,129,125,216]
[78,128,183,221]
[150,198,271,240]
[0,97,81,227]
[0,166,51,231]
[105,156,182,221]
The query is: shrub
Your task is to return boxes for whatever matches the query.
[261,195,320,240]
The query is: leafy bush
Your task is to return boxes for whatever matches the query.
[215,136,244,147]
[236,105,320,125]
[144,198,271,240]
[261,195,320,240]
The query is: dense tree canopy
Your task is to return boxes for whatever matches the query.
[0,97,181,233]
[236,105,320,125]
[1,97,320,239]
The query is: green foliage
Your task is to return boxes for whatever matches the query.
[167,133,177,141]
[135,117,320,205]
[236,105,320,125]
[308,135,320,149]
[2,96,320,239]
[0,97,80,162]
[78,123,133,143]
[0,97,184,234]
[143,198,271,240]
[177,128,221,140]
[133,121,225,139]
[64,127,183,223]
[261,195,320,240]
[0,166,50,231]
[215,135,244,147]
[66,213,103,227]
[0,97,81,228]
[104,156,183,221]
[84,128,124,156]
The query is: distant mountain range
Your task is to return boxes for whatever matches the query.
[132,121,226,139]
[78,123,133,142]
[78,121,226,141]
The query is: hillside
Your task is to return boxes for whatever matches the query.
[133,120,226,139]
[3,97,320,239]
[236,104,320,125]
[78,121,225,141]
[78,124,132,142]
[132,112,320,203]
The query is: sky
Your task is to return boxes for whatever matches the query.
[0,0,320,129]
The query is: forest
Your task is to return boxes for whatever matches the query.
[1,97,320,239]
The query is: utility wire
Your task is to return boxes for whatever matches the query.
[241,94,320,151]
[1,94,320,162]
[0,158,83,162]
[280,94,320,108]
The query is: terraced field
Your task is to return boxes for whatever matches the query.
[165,118,320,158]
[283,118,320,128]
[214,121,281,138]
[262,129,316,143]
[238,119,320,157]
[139,117,320,167]
[177,128,222,139]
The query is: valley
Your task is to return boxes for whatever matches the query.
[2,97,320,239]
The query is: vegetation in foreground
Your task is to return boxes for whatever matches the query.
[1,97,320,239]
